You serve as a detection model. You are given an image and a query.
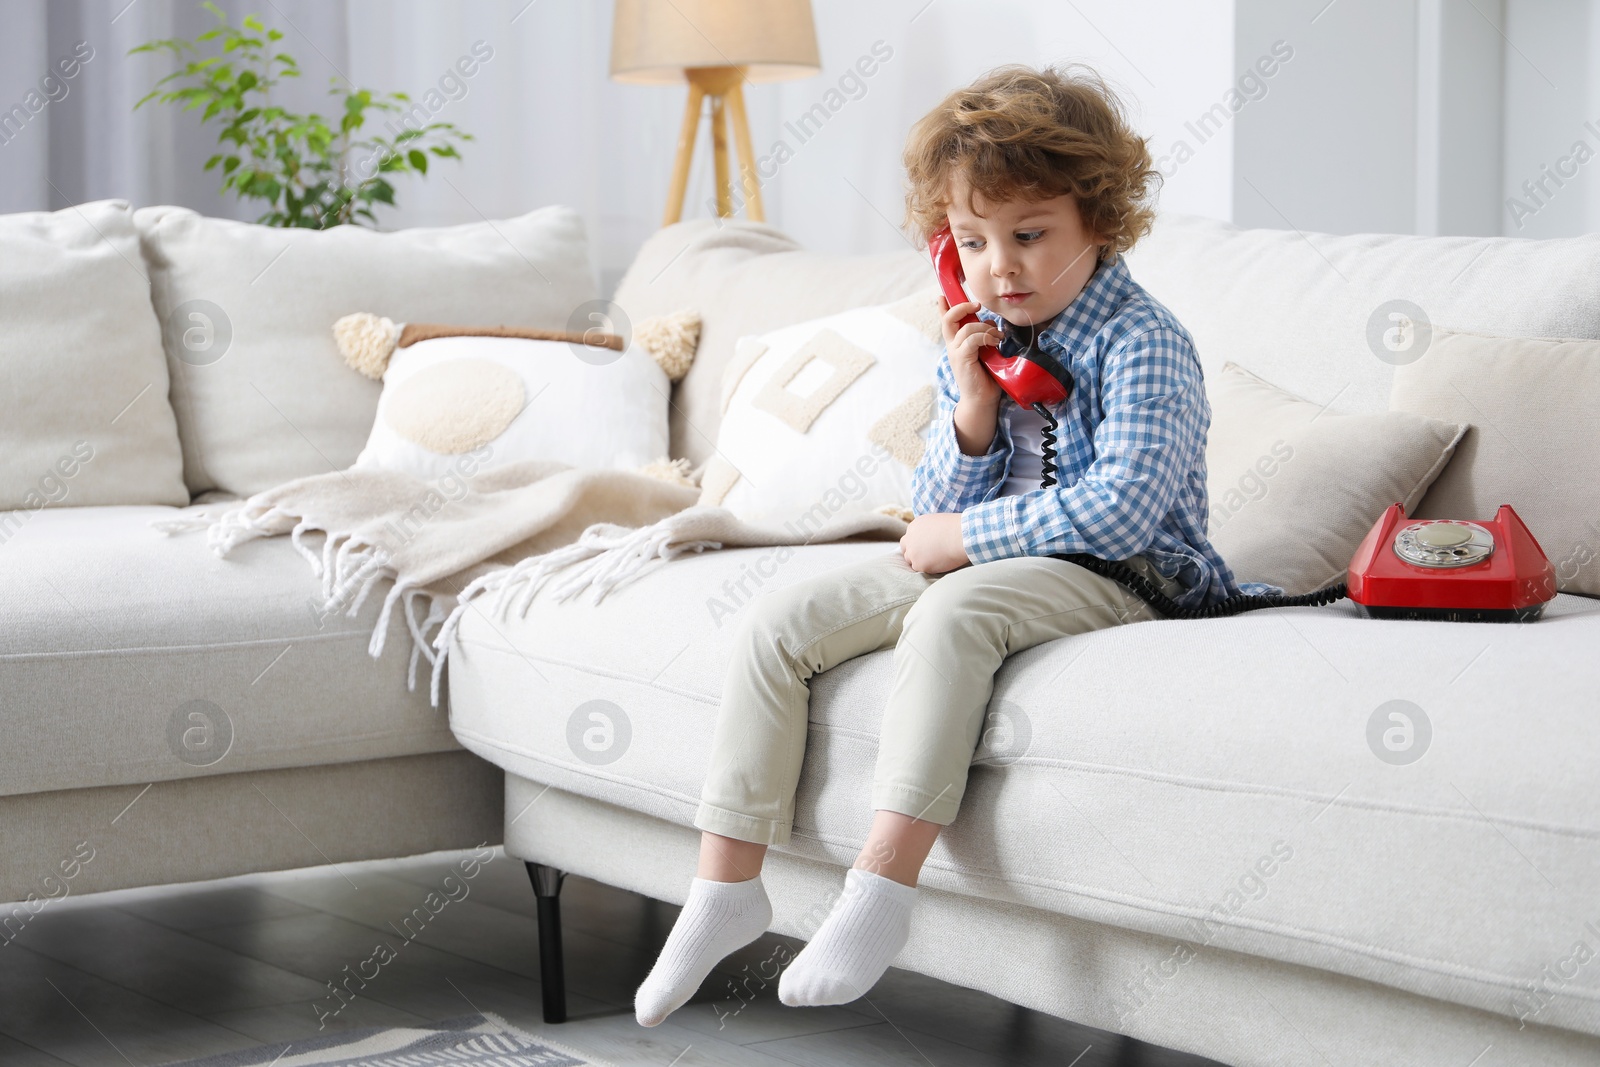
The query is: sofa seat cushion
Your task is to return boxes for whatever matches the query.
[2,506,458,798]
[447,544,1600,1036]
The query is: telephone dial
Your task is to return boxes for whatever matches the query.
[926,224,1557,622]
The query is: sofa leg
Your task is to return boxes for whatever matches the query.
[525,862,568,1023]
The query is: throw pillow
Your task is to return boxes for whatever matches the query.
[134,203,597,499]
[335,315,687,481]
[0,199,187,514]
[610,220,935,470]
[1206,362,1467,594]
[1391,327,1600,596]
[698,291,944,531]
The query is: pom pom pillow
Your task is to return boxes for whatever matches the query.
[698,291,945,528]
[336,313,700,482]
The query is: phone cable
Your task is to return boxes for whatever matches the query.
[1029,403,1348,618]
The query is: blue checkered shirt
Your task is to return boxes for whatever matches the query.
[911,253,1281,609]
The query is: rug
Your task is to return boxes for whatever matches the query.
[164,1012,612,1067]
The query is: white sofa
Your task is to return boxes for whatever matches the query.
[5,199,1598,1067]
[447,217,1600,1067]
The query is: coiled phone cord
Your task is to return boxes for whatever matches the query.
[1028,401,1349,619]
[1033,401,1062,491]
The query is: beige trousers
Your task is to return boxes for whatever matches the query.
[693,548,1185,845]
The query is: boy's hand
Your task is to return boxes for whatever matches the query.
[940,295,1004,408]
[900,513,970,574]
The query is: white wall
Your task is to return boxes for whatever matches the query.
[1232,0,1420,236]
[1415,0,1505,237]
[1232,0,1600,239]
[1499,0,1600,238]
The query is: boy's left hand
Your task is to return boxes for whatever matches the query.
[900,513,970,574]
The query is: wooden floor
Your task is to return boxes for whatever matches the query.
[0,848,1228,1067]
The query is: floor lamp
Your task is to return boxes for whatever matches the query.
[610,0,821,225]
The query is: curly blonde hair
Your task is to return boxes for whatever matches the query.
[901,63,1159,260]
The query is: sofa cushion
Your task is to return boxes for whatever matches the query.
[135,204,597,499]
[698,292,945,525]
[448,544,1600,1036]
[0,506,460,798]
[1392,328,1600,597]
[0,199,187,510]
[1206,362,1466,593]
[611,220,934,469]
[353,334,670,481]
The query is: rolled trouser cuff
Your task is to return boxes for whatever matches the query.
[694,800,792,846]
[870,780,962,826]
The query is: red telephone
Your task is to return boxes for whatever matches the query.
[928,223,1072,409]
[1060,502,1557,622]
[1346,503,1557,622]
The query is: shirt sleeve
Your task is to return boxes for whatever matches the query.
[958,326,1206,564]
[910,345,1010,516]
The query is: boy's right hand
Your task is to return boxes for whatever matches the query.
[940,294,1004,408]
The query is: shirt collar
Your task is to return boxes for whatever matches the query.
[976,253,1133,357]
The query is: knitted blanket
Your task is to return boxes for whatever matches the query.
[154,459,909,707]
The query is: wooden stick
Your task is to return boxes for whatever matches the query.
[709,89,731,218]
[726,80,764,221]
[663,80,705,225]
[398,323,623,351]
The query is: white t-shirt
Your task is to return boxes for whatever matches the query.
[998,403,1051,497]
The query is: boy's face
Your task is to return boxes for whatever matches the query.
[944,177,1107,327]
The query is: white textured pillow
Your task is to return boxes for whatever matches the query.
[354,334,669,479]
[0,199,187,511]
[1207,362,1467,594]
[1392,327,1600,597]
[698,291,945,528]
[135,204,597,499]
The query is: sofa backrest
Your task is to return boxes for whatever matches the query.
[1124,214,1600,418]
[620,214,1600,470]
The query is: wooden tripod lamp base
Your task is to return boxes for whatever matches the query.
[664,65,763,225]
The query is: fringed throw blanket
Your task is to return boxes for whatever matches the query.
[155,459,909,707]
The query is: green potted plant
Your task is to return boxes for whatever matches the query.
[130,1,472,228]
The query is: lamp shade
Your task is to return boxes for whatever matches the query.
[610,0,821,84]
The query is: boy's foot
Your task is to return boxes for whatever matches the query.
[778,866,917,1007]
[635,875,772,1026]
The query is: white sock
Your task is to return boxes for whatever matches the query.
[634,875,772,1027]
[778,867,918,1007]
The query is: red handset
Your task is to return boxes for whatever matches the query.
[928,223,1072,409]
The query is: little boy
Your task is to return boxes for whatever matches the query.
[635,62,1260,1027]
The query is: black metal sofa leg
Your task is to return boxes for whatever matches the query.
[525,862,568,1023]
